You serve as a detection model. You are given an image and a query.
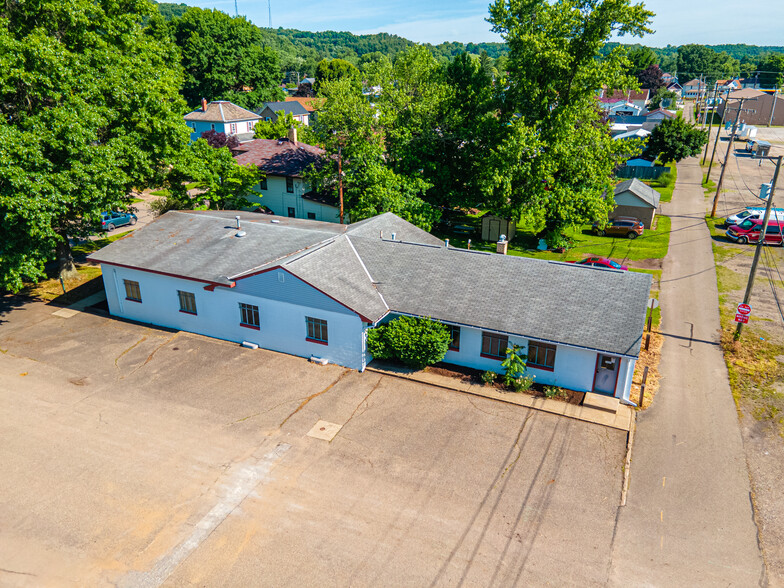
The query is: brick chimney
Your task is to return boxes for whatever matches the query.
[201,98,207,112]
[496,234,508,255]
[287,126,298,146]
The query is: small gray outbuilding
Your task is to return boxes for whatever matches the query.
[612,178,661,229]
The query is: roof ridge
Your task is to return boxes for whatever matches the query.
[345,235,389,311]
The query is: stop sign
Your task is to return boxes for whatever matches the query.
[737,303,752,316]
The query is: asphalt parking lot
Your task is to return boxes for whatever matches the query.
[0,299,627,587]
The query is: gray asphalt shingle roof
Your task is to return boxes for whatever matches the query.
[615,178,661,208]
[89,211,650,357]
[350,238,650,357]
[257,101,310,117]
[184,101,260,123]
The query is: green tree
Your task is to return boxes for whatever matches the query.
[677,44,739,84]
[253,111,315,143]
[649,87,678,110]
[0,0,190,291]
[486,0,653,241]
[170,8,283,107]
[627,46,657,74]
[757,53,784,88]
[307,78,438,229]
[314,58,361,93]
[645,114,708,163]
[154,140,262,215]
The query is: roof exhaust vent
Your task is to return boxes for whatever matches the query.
[235,230,246,238]
[235,215,241,229]
[391,232,396,241]
[271,219,280,224]
[444,239,449,248]
[380,230,383,239]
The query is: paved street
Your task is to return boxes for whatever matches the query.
[608,152,766,585]
[0,299,627,587]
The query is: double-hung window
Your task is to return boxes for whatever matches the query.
[286,177,294,193]
[230,123,237,134]
[259,177,268,190]
[528,341,556,370]
[178,290,196,314]
[124,279,141,302]
[239,303,260,329]
[481,332,508,359]
[449,326,461,352]
[306,317,328,344]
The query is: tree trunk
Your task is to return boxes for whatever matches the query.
[56,232,79,281]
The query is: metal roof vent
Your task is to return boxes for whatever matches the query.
[271,219,280,224]
[445,239,449,248]
[235,215,241,229]
[235,230,246,238]
[391,232,396,241]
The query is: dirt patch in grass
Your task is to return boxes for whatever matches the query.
[20,266,103,305]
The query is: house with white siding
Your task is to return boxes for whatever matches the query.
[89,211,651,404]
[184,100,260,142]
[233,133,341,222]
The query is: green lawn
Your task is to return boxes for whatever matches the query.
[641,161,677,203]
[150,182,200,197]
[72,230,133,257]
[434,215,671,263]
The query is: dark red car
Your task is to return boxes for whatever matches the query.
[568,257,628,271]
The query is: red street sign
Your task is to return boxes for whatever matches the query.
[737,303,752,316]
[735,313,749,324]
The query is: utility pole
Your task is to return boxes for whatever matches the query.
[710,97,746,217]
[268,0,272,27]
[706,90,731,179]
[338,145,344,224]
[701,84,720,165]
[734,156,783,340]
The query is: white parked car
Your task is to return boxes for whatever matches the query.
[725,207,784,226]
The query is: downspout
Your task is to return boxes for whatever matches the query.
[112,267,124,314]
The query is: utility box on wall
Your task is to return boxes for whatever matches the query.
[481,214,516,243]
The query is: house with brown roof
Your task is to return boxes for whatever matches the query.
[681,79,706,99]
[184,99,261,142]
[232,130,342,222]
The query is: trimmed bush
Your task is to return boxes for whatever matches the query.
[366,316,451,369]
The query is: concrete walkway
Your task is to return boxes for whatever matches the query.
[608,154,766,585]
[366,362,634,431]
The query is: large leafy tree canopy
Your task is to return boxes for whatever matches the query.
[486,0,652,239]
[168,7,283,107]
[0,0,190,291]
[676,44,739,84]
[307,78,438,229]
[645,114,708,163]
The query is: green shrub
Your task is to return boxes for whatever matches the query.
[511,375,535,392]
[366,316,451,369]
[656,171,674,187]
[544,385,560,398]
[501,344,528,386]
[482,370,497,385]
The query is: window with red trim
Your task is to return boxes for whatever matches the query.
[528,341,556,369]
[306,316,328,344]
[481,332,507,359]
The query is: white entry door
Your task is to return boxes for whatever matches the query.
[594,355,620,395]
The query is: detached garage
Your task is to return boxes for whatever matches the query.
[612,178,661,229]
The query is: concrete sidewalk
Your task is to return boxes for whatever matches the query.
[608,153,766,585]
[367,362,634,431]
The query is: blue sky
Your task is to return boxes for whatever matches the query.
[187,0,784,47]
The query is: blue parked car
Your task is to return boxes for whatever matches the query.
[101,211,137,231]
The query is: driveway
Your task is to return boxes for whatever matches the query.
[0,300,627,587]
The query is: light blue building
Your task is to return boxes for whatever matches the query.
[183,99,260,143]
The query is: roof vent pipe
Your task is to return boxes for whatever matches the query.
[391,232,396,241]
[445,239,449,248]
[201,97,207,112]
[380,230,383,239]
[235,215,241,229]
